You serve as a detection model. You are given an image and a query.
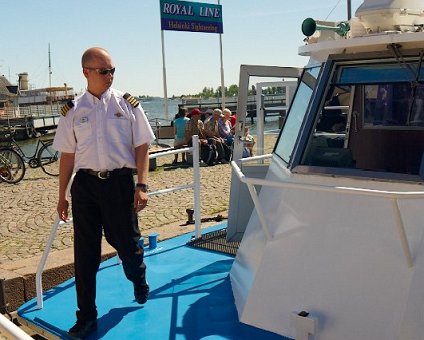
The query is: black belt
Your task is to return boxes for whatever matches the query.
[79,168,133,180]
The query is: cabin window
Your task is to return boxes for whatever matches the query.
[301,85,354,168]
[275,66,321,164]
[298,58,424,182]
[363,83,424,128]
[338,62,424,128]
[337,63,424,84]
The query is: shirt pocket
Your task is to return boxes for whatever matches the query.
[74,122,92,147]
[106,117,132,145]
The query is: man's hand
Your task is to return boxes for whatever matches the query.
[134,189,148,212]
[57,198,69,222]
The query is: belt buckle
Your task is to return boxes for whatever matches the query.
[97,171,110,179]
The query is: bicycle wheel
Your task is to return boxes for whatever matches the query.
[0,148,26,184]
[38,141,60,176]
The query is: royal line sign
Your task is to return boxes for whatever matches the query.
[160,0,223,34]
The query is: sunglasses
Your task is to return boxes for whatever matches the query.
[84,67,116,75]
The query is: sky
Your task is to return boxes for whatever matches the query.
[1,0,363,97]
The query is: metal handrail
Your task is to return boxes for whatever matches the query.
[231,155,424,268]
[35,135,201,309]
[0,314,33,340]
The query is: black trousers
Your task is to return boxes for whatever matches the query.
[71,170,146,321]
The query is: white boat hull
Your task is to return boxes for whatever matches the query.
[231,156,424,339]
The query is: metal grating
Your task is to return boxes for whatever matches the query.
[186,228,240,256]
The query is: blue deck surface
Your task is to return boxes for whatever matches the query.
[18,224,285,339]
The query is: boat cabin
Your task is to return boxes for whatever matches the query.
[282,51,424,182]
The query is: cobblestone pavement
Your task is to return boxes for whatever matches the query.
[0,154,231,264]
[0,134,278,265]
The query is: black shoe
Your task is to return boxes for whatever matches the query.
[68,319,97,339]
[134,282,150,304]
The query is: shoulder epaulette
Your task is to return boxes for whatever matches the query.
[60,100,74,117]
[123,92,140,108]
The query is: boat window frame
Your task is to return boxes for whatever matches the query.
[289,52,424,183]
[336,57,424,130]
[274,64,325,166]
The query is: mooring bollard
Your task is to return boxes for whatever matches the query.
[186,208,194,224]
[148,233,159,250]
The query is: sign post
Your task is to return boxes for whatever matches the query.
[218,0,225,110]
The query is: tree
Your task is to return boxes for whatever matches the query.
[200,86,214,98]
[227,84,239,97]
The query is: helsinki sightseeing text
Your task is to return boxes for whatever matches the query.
[166,21,219,33]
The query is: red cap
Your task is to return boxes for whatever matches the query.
[191,108,201,116]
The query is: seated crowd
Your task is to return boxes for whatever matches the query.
[173,106,238,166]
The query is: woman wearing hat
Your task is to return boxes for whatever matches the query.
[185,108,206,145]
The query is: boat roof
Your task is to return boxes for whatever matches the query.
[299,31,424,62]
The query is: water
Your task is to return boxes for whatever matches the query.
[15,135,55,159]
[142,98,181,125]
[141,97,281,135]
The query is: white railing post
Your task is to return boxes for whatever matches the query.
[36,173,75,309]
[35,216,60,309]
[191,135,201,238]
[391,198,413,268]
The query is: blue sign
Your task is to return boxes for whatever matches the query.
[160,0,223,34]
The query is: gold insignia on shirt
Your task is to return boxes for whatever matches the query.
[60,100,74,117]
[114,112,123,118]
[123,92,139,108]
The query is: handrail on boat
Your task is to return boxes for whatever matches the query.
[231,155,424,269]
[35,135,201,310]
[0,313,34,340]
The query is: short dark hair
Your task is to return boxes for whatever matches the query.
[178,107,188,117]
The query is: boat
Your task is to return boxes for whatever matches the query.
[0,73,75,140]
[4,0,424,338]
[227,0,424,339]
[0,45,75,140]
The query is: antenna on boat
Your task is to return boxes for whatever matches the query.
[48,43,52,88]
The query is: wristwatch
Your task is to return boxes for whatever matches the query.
[135,183,149,192]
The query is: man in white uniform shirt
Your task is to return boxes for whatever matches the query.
[53,47,155,339]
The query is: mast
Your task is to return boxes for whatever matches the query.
[347,0,352,19]
[48,43,52,88]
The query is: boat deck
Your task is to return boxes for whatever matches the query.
[17,223,286,339]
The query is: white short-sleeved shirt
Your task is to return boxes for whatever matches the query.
[53,88,155,171]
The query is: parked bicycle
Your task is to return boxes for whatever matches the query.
[0,147,25,184]
[0,126,60,184]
